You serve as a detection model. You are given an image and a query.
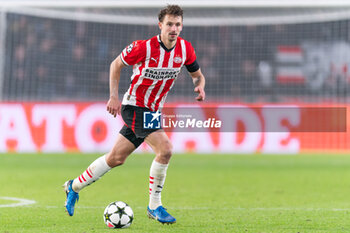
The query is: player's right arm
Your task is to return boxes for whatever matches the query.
[107,40,145,117]
[107,55,126,117]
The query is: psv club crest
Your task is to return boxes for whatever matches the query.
[174,56,182,64]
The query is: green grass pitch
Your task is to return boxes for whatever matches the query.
[1,153,350,232]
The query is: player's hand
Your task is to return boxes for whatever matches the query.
[107,97,121,117]
[194,86,205,101]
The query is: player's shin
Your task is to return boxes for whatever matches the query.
[72,154,112,192]
[148,160,168,210]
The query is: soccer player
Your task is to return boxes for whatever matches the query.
[64,5,206,224]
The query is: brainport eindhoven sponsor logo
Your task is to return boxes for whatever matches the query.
[143,110,222,130]
[143,68,181,80]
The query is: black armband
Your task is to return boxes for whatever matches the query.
[185,60,200,73]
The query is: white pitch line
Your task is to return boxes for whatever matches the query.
[0,197,36,208]
[38,205,350,212]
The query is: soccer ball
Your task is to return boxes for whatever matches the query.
[103,201,134,229]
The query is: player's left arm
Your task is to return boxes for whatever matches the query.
[190,68,206,101]
[185,41,206,101]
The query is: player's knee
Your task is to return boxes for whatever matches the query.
[106,152,127,168]
[113,159,125,167]
[159,141,173,159]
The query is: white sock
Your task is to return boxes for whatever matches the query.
[72,154,111,192]
[149,160,168,210]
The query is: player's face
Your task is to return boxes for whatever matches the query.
[159,14,183,43]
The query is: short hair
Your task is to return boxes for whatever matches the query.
[158,5,183,22]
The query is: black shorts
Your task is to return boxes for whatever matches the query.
[119,105,160,148]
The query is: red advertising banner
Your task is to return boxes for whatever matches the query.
[0,103,348,153]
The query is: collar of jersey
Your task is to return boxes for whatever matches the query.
[157,35,176,53]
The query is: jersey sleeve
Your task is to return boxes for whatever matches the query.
[120,40,146,66]
[184,41,197,66]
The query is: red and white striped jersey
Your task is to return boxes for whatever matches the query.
[120,35,197,111]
